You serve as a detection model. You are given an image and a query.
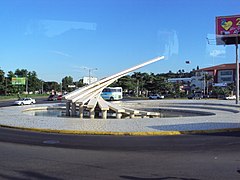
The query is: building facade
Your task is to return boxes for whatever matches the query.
[83,76,98,85]
[191,63,239,93]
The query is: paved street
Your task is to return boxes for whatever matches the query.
[0,99,240,179]
[1,127,240,180]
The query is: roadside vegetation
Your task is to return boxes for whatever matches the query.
[0,67,235,100]
[0,94,49,101]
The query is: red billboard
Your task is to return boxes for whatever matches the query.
[216,15,240,45]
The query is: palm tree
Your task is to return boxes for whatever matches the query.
[132,72,145,97]
[199,72,213,96]
[205,74,213,96]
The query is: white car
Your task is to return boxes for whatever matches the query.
[224,95,236,100]
[14,98,36,105]
[149,94,164,99]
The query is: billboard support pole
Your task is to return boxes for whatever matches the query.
[25,78,28,94]
[236,36,239,104]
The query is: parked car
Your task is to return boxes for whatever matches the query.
[187,93,203,100]
[14,98,36,105]
[48,95,57,101]
[57,95,63,100]
[149,94,164,99]
[48,94,62,101]
[224,95,236,100]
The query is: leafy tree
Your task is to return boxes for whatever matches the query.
[15,69,28,77]
[212,87,230,97]
[163,82,174,95]
[27,71,42,93]
[45,81,60,93]
[111,75,135,95]
[0,68,5,94]
[132,72,144,96]
[76,78,85,88]
[62,76,74,92]
[7,71,17,94]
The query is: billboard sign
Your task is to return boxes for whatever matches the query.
[12,77,26,85]
[216,15,240,45]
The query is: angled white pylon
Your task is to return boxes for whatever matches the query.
[64,56,164,119]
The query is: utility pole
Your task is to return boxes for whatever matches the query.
[203,72,206,96]
[236,36,239,104]
[25,77,28,94]
[42,81,44,94]
[5,77,7,95]
[136,79,139,97]
[60,82,62,94]
[84,67,97,84]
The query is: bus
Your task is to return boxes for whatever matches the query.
[101,87,123,101]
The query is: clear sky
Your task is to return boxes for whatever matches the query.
[0,0,239,82]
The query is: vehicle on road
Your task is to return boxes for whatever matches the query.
[14,98,36,105]
[148,94,164,99]
[57,95,63,100]
[187,93,203,100]
[101,87,123,101]
[224,95,236,100]
[48,94,62,101]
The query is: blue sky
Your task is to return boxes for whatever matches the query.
[0,0,239,82]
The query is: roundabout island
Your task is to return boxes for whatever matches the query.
[0,99,239,136]
[1,57,239,136]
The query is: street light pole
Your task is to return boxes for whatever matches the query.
[236,36,239,104]
[25,77,28,94]
[88,69,91,84]
[84,67,97,84]
[5,77,7,95]
[203,72,206,96]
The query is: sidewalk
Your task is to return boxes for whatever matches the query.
[0,99,239,135]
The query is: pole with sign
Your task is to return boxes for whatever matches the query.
[236,36,239,104]
[216,15,240,104]
[11,77,26,85]
[12,77,27,95]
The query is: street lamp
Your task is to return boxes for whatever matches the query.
[84,67,98,84]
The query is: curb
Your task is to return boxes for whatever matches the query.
[1,124,240,136]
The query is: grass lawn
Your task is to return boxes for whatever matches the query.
[0,94,49,101]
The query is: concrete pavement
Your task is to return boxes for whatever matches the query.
[0,99,239,135]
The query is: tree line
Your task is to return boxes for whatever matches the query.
[0,68,83,95]
[0,67,196,97]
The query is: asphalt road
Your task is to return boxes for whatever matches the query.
[1,99,240,179]
[0,97,63,107]
[0,127,240,180]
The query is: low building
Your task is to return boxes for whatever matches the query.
[168,77,191,93]
[83,76,98,84]
[168,77,191,83]
[191,63,239,93]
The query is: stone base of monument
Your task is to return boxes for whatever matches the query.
[65,101,160,119]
